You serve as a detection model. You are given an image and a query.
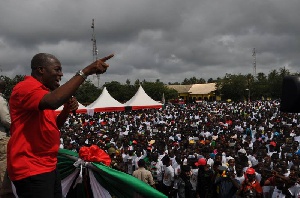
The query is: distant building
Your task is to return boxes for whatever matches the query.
[167,83,220,102]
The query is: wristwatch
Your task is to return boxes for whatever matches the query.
[76,70,87,80]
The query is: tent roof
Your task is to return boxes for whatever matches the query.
[86,87,125,112]
[124,85,162,110]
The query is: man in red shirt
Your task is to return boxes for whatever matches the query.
[238,167,263,198]
[8,53,113,198]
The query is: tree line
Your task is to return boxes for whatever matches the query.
[216,68,299,101]
[1,67,299,104]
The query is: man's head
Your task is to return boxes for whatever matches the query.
[195,158,207,167]
[138,159,146,167]
[31,53,63,91]
[151,152,158,162]
[181,165,191,178]
[245,167,256,181]
[162,155,171,166]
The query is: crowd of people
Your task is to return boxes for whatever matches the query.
[59,100,300,198]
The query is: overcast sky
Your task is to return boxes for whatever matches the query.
[0,0,299,86]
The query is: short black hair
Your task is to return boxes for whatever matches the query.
[138,159,146,167]
[31,53,59,70]
[181,165,191,172]
[162,155,170,165]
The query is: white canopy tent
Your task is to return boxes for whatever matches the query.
[124,85,163,110]
[86,87,125,115]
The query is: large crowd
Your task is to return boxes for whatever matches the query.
[59,100,300,198]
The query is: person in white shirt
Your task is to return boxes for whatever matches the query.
[134,149,147,170]
[127,157,134,175]
[235,164,245,184]
[162,156,174,197]
[150,152,164,192]
[190,159,198,197]
[172,156,182,196]
[289,183,300,198]
[267,141,277,157]
[0,79,12,197]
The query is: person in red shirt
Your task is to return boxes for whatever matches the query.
[7,52,113,198]
[237,167,263,198]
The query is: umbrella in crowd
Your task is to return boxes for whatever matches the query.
[58,148,166,198]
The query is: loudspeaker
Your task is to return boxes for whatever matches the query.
[280,76,300,113]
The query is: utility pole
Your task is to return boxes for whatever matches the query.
[245,88,250,103]
[91,19,100,87]
[252,48,256,77]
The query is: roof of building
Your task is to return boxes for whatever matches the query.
[167,85,192,93]
[167,83,216,95]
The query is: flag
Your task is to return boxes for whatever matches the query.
[58,149,167,198]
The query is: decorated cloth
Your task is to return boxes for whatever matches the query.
[58,148,167,198]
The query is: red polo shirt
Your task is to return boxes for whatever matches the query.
[7,76,60,181]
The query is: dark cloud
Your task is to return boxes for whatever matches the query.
[0,0,299,85]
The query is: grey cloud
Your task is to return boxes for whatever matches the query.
[0,0,300,85]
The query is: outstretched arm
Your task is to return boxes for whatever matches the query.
[39,54,114,110]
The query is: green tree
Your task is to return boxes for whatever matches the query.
[75,80,101,105]
[164,87,178,102]
[121,84,136,103]
[207,78,216,83]
[181,77,206,85]
[105,81,134,102]
[2,66,297,104]
[0,75,25,100]
[134,79,140,86]
[252,72,269,100]
[139,81,178,102]
[267,69,282,99]
[217,74,248,101]
[265,67,290,99]
[168,82,180,85]
[198,78,206,84]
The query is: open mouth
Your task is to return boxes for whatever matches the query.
[55,79,61,86]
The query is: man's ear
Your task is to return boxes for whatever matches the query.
[37,66,44,74]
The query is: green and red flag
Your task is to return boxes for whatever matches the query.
[58,148,166,198]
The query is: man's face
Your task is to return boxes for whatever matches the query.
[42,58,63,91]
[204,164,211,171]
[293,155,300,164]
[228,159,235,167]
[184,170,191,178]
[247,174,255,181]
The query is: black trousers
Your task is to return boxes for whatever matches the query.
[13,168,62,198]
[162,183,172,198]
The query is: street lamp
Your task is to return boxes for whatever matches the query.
[245,88,250,103]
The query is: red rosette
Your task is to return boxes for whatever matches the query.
[79,145,111,166]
